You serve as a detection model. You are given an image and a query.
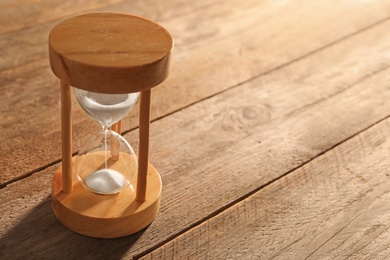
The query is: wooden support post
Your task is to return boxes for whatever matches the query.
[112,120,122,134]
[111,120,122,160]
[61,81,72,193]
[136,89,151,202]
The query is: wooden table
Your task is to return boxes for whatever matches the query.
[1,1,389,259]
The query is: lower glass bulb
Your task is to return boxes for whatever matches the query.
[75,129,137,195]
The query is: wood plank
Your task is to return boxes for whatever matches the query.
[0,0,218,35]
[1,12,390,258]
[0,0,124,35]
[2,0,390,72]
[140,117,390,260]
[1,0,390,185]
[0,0,220,72]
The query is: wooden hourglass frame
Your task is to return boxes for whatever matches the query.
[48,13,173,238]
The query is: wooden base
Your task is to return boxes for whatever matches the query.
[51,160,162,238]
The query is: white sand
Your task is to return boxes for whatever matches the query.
[85,169,126,194]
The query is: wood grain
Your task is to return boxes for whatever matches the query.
[137,89,152,202]
[2,0,390,186]
[0,0,124,34]
[0,0,218,72]
[1,7,390,257]
[60,82,72,193]
[141,117,390,260]
[0,0,220,35]
[48,13,173,93]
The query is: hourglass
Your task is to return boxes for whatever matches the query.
[48,13,173,238]
[74,89,139,195]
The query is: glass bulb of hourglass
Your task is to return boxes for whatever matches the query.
[74,89,139,127]
[74,88,139,195]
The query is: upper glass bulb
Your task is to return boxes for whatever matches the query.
[74,88,139,127]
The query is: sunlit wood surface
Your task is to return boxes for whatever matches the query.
[1,1,389,259]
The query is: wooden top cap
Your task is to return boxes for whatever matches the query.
[49,13,173,93]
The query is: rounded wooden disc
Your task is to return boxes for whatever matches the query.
[49,13,173,93]
[52,160,162,238]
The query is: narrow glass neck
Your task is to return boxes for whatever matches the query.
[101,125,111,131]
